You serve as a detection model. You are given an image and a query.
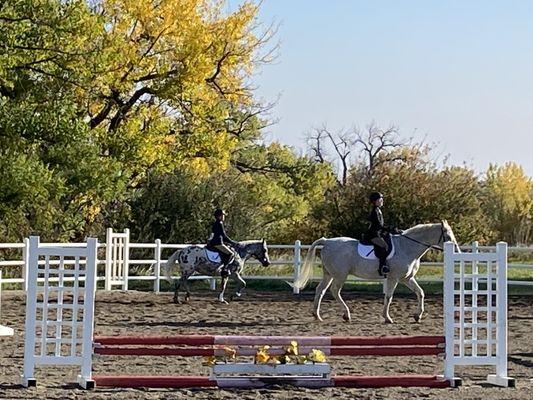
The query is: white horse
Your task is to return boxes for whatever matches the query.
[292,221,459,323]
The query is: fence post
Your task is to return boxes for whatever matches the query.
[495,242,508,378]
[293,240,301,294]
[487,242,514,387]
[79,238,98,388]
[154,239,161,293]
[123,228,130,291]
[22,237,29,292]
[472,241,479,357]
[105,228,113,291]
[443,241,455,382]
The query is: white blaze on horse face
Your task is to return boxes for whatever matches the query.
[260,240,270,266]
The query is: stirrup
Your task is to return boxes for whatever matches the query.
[379,265,390,276]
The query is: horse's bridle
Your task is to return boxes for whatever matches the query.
[400,222,447,252]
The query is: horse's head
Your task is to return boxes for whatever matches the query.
[252,238,270,267]
[441,220,460,252]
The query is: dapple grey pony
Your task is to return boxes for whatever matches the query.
[164,239,270,304]
[292,221,458,324]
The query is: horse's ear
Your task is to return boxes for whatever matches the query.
[261,238,266,245]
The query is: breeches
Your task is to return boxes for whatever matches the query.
[214,244,233,255]
[370,237,388,251]
[214,244,234,265]
[370,237,388,261]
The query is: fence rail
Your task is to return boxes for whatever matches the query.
[1,229,532,293]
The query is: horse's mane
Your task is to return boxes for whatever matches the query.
[403,223,439,236]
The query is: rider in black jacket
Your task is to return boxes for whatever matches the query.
[208,208,238,276]
[367,192,401,276]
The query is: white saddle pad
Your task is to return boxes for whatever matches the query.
[205,249,221,263]
[357,239,395,260]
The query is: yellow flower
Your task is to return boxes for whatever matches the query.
[285,340,299,356]
[307,349,326,363]
[202,356,217,366]
[255,345,271,364]
[295,355,308,364]
[223,346,237,360]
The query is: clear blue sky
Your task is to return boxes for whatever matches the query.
[239,1,533,176]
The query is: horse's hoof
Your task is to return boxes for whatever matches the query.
[313,315,323,322]
[384,317,394,324]
[173,299,181,304]
[342,314,351,323]
[230,293,242,301]
[413,315,422,323]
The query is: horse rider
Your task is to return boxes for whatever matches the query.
[208,208,238,276]
[366,192,402,276]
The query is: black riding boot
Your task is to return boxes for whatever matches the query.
[218,253,231,276]
[378,258,390,276]
[375,247,390,276]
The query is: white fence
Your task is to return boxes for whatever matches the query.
[1,229,532,294]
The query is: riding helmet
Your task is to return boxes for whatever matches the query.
[368,192,383,202]
[214,208,226,217]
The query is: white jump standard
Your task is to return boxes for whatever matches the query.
[21,236,98,389]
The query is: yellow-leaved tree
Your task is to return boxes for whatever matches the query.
[482,162,533,245]
[0,0,277,241]
[86,0,274,179]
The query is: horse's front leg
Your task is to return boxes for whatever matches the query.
[232,272,246,299]
[383,277,399,323]
[218,271,230,304]
[403,277,425,323]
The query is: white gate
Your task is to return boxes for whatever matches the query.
[21,236,97,388]
[104,228,129,291]
[443,241,515,387]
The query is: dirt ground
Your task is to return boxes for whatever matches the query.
[0,288,532,400]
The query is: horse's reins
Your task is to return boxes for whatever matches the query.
[399,223,446,252]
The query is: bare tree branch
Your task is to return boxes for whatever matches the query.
[353,122,408,173]
[108,86,155,132]
[306,125,351,186]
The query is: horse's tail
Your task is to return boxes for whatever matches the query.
[164,249,181,283]
[290,237,327,290]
